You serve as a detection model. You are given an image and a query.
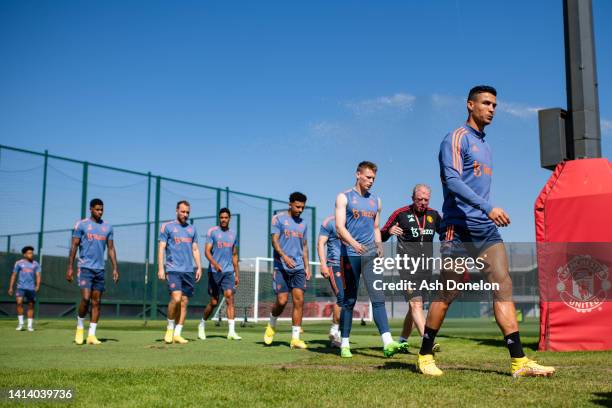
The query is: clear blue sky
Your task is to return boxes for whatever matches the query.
[1,0,611,249]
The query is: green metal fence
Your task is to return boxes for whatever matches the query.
[0,144,317,319]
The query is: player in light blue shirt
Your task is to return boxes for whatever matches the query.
[317,215,343,347]
[199,208,241,341]
[335,161,407,358]
[66,198,118,345]
[417,85,554,378]
[263,192,311,349]
[8,246,41,331]
[158,200,202,344]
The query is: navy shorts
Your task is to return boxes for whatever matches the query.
[440,223,503,258]
[208,271,235,297]
[399,267,432,300]
[273,263,306,294]
[326,264,344,306]
[15,288,36,303]
[78,268,105,292]
[167,271,195,298]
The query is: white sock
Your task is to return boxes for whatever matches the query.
[269,313,278,328]
[27,318,33,328]
[330,323,339,335]
[77,316,85,329]
[341,337,350,348]
[381,331,393,347]
[88,323,97,336]
[199,318,205,328]
[228,319,235,335]
[291,326,301,340]
[167,319,175,330]
[399,336,407,343]
[174,324,183,337]
[17,315,24,325]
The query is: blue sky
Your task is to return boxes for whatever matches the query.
[1,0,611,247]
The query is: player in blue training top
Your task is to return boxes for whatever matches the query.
[335,161,408,358]
[317,215,343,347]
[264,192,311,349]
[8,246,41,332]
[199,207,241,341]
[416,85,555,378]
[66,198,119,345]
[158,200,202,345]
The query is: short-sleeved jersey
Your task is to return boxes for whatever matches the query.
[72,218,114,270]
[439,124,494,228]
[271,211,307,272]
[342,188,379,256]
[205,226,238,273]
[13,259,41,290]
[381,205,442,257]
[159,221,198,273]
[319,216,340,266]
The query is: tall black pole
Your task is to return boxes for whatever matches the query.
[563,0,601,159]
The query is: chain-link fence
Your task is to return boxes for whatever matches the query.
[0,145,317,320]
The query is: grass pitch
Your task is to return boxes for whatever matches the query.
[0,318,610,407]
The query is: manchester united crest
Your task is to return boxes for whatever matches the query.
[556,255,610,313]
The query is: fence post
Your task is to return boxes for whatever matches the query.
[216,189,221,218]
[6,235,10,253]
[236,214,241,258]
[143,172,152,322]
[267,199,272,258]
[310,207,316,262]
[80,162,89,219]
[225,186,230,208]
[38,150,48,253]
[151,176,161,319]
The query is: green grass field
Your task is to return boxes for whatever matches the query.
[0,318,610,407]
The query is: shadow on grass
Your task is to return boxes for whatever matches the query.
[254,341,290,348]
[99,338,119,343]
[441,335,538,351]
[377,361,416,371]
[591,392,612,407]
[301,340,343,355]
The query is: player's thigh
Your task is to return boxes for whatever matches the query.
[223,288,234,302]
[91,289,102,303]
[80,287,92,301]
[361,255,385,304]
[340,256,360,296]
[479,243,512,300]
[291,286,304,304]
[437,263,462,303]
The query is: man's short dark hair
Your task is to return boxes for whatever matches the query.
[90,198,103,208]
[289,192,307,203]
[219,207,231,217]
[176,200,190,209]
[357,161,378,173]
[468,85,497,101]
[21,246,34,255]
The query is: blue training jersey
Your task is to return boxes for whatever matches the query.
[271,211,308,272]
[319,216,340,266]
[159,221,199,273]
[72,218,114,270]
[439,124,495,228]
[13,259,41,290]
[342,188,379,256]
[205,226,238,273]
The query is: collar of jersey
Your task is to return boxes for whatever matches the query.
[464,123,486,139]
[351,187,371,198]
